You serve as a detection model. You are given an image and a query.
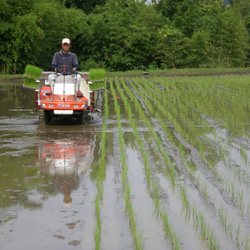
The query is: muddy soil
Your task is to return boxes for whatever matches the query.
[1,76,250,250]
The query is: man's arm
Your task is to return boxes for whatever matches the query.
[51,52,59,71]
[72,53,79,72]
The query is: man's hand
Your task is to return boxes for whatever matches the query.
[72,67,76,73]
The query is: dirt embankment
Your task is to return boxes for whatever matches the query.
[0,76,23,83]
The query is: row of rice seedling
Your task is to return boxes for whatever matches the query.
[114,77,220,248]
[166,75,250,138]
[123,77,226,249]
[94,81,108,249]
[96,74,250,249]
[168,77,250,214]
[169,80,249,186]
[112,77,182,249]
[124,75,250,248]
[152,77,250,183]
[149,75,250,247]
[109,78,143,250]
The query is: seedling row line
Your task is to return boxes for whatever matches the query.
[94,81,108,249]
[110,78,143,250]
[111,78,182,249]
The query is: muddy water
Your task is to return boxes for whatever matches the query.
[1,76,250,250]
[0,82,103,249]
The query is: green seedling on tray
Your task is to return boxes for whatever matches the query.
[89,68,106,81]
[23,64,43,88]
[89,81,105,90]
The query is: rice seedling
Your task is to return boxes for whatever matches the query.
[24,64,43,80]
[104,73,250,249]
[109,78,143,250]
[89,81,105,90]
[93,80,108,249]
[89,68,106,81]
[236,223,241,242]
[140,76,250,245]
[111,78,183,249]
[191,204,218,250]
[245,237,250,250]
[23,64,43,89]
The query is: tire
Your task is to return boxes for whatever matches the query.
[44,110,52,125]
[77,111,85,124]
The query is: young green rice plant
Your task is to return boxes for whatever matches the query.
[245,237,250,250]
[94,195,101,250]
[127,77,229,248]
[109,79,143,250]
[89,81,105,90]
[112,78,182,249]
[24,64,43,89]
[121,78,172,172]
[218,207,228,230]
[247,204,250,217]
[24,64,43,79]
[117,76,250,249]
[150,75,250,244]
[89,68,106,81]
[236,223,241,242]
[179,184,190,211]
[93,81,108,249]
[191,204,218,250]
[161,209,182,250]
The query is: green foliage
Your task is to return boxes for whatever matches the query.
[0,0,86,74]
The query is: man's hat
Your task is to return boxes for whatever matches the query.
[62,38,70,44]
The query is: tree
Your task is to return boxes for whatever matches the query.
[153,0,183,20]
[0,0,86,73]
[61,0,107,14]
[208,7,249,67]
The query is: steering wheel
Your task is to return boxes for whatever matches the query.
[56,65,76,75]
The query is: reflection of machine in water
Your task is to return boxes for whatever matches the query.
[37,131,95,207]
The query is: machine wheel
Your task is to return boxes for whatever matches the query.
[77,111,85,124]
[44,110,52,125]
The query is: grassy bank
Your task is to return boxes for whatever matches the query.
[0,74,23,82]
[106,67,250,77]
[1,67,250,82]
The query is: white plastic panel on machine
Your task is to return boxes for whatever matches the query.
[54,83,75,95]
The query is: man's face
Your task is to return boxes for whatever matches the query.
[62,43,71,53]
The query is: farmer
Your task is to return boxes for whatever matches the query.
[49,38,81,84]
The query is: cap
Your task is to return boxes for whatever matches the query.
[62,38,70,44]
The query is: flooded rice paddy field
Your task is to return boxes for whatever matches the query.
[1,74,250,249]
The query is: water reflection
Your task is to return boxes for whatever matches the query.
[36,129,96,207]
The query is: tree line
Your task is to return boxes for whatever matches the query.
[0,0,250,73]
